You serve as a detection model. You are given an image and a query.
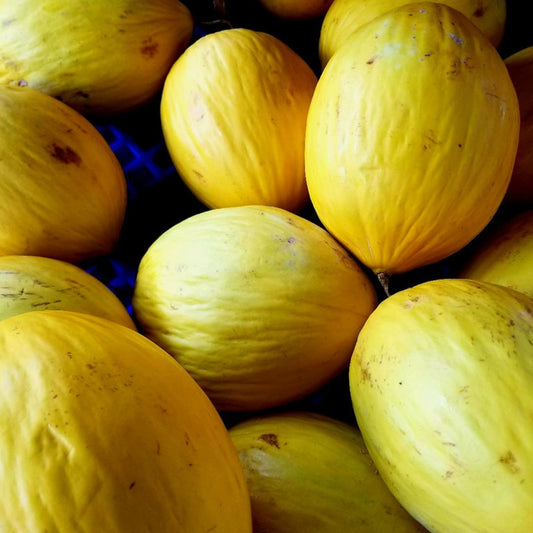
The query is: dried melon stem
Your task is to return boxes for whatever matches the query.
[200,0,232,28]
[376,272,391,298]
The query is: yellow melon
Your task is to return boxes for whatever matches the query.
[349,278,533,532]
[319,0,506,68]
[0,255,135,328]
[230,411,426,532]
[0,0,194,114]
[0,310,252,532]
[0,86,127,262]
[160,28,317,211]
[459,209,533,298]
[306,2,519,282]
[132,205,377,411]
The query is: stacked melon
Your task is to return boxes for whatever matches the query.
[0,1,531,532]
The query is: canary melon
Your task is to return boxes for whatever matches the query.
[319,0,506,68]
[349,278,533,532]
[0,0,193,114]
[132,205,377,411]
[230,411,426,532]
[160,28,317,211]
[306,2,519,279]
[0,86,127,262]
[459,209,533,298]
[0,310,252,532]
[0,255,135,328]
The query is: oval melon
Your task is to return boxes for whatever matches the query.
[459,209,533,298]
[0,86,127,262]
[0,255,135,328]
[0,310,252,532]
[319,0,507,68]
[160,28,317,211]
[306,2,519,278]
[230,411,426,532]
[349,278,533,532]
[0,0,194,114]
[132,205,377,411]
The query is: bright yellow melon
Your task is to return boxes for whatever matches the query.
[349,278,533,532]
[0,310,252,532]
[459,209,533,298]
[306,2,519,280]
[230,411,426,532]
[0,86,127,262]
[132,205,377,411]
[160,28,318,211]
[319,0,506,68]
[0,255,135,328]
[0,0,193,115]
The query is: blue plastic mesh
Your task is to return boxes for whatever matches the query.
[82,106,188,315]
[96,122,176,201]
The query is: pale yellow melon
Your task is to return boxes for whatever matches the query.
[132,205,377,411]
[319,0,506,68]
[306,2,519,280]
[0,255,135,328]
[160,28,317,211]
[459,209,533,298]
[350,279,533,532]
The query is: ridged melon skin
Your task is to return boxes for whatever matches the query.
[306,2,520,276]
[0,310,252,533]
[349,279,533,532]
[132,205,377,411]
[0,255,136,329]
[230,411,427,532]
[459,209,533,298]
[0,0,193,114]
[319,0,507,68]
[0,86,127,262]
[161,28,317,211]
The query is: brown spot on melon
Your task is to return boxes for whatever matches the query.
[49,144,82,166]
[141,37,158,58]
[499,451,520,473]
[259,433,280,448]
[473,5,485,17]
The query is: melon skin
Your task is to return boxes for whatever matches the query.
[0,310,252,533]
[349,278,533,532]
[318,0,507,68]
[0,255,136,329]
[132,205,377,411]
[306,2,520,276]
[0,86,127,263]
[0,0,194,115]
[459,209,533,299]
[230,411,427,532]
[160,28,318,211]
